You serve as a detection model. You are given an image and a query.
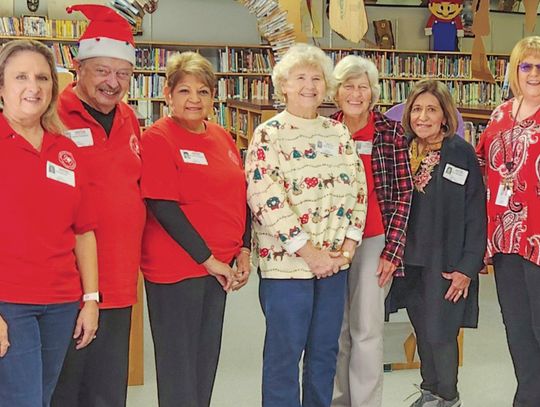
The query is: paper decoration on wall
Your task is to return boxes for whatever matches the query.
[425,0,464,51]
[329,0,368,43]
[279,0,308,42]
[27,0,39,12]
[470,0,494,82]
[301,0,323,38]
[237,0,296,60]
[524,0,540,32]
[373,19,395,49]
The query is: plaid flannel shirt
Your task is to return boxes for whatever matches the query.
[333,110,413,275]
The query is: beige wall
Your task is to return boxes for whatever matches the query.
[8,0,540,54]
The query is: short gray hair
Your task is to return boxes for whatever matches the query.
[272,43,335,102]
[333,55,380,110]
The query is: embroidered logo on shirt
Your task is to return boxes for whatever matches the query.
[58,151,76,170]
[130,134,141,157]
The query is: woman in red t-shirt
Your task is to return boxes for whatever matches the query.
[140,51,250,407]
[476,36,540,406]
[0,40,98,407]
[330,55,413,407]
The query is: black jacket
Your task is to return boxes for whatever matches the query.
[388,135,487,338]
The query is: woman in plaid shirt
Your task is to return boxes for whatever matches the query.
[331,55,413,407]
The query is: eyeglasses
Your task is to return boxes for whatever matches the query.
[87,65,133,81]
[518,62,540,73]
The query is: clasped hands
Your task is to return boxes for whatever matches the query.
[203,250,251,292]
[298,239,357,279]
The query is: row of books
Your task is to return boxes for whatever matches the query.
[48,43,78,68]
[129,99,169,126]
[0,17,88,38]
[218,47,275,73]
[379,79,503,106]
[217,77,271,101]
[328,50,508,81]
[239,0,295,60]
[129,74,166,98]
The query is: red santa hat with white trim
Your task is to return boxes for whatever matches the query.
[67,4,135,65]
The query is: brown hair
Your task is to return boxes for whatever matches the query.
[508,36,540,97]
[0,39,64,134]
[165,51,216,93]
[402,79,457,139]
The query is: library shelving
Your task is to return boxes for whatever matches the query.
[226,99,277,149]
[0,26,508,144]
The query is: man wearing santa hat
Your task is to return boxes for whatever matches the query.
[51,4,145,407]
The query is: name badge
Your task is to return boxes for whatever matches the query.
[46,161,75,187]
[316,140,338,156]
[495,184,512,207]
[64,128,93,147]
[180,149,208,165]
[442,163,468,185]
[355,141,373,155]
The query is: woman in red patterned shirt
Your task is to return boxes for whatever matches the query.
[476,36,540,407]
[330,55,413,407]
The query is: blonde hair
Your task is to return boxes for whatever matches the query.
[402,79,457,139]
[0,39,64,134]
[272,43,335,102]
[508,36,540,97]
[333,55,380,110]
[166,51,216,92]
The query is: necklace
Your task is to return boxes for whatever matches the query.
[504,97,524,172]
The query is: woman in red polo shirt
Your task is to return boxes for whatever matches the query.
[140,51,250,407]
[0,40,98,407]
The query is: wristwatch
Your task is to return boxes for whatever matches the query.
[82,292,102,303]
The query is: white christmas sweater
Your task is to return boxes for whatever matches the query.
[245,110,367,279]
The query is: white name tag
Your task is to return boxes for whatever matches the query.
[64,128,93,147]
[442,163,468,185]
[495,184,512,207]
[316,140,338,156]
[180,149,208,165]
[355,141,373,155]
[46,161,75,187]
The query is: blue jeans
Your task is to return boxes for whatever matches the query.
[259,271,348,407]
[0,302,78,407]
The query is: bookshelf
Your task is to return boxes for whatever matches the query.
[226,99,277,149]
[0,22,509,145]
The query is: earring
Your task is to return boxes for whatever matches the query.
[441,123,449,134]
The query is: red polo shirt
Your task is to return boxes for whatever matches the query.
[140,117,246,283]
[57,84,146,308]
[351,113,384,238]
[0,113,96,304]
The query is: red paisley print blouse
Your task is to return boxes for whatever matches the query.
[476,99,540,266]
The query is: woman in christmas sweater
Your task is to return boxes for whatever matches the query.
[476,36,540,407]
[245,43,367,407]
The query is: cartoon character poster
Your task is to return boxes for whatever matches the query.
[425,0,464,51]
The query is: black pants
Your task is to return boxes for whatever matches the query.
[51,307,132,407]
[404,266,459,401]
[493,254,540,407]
[145,276,226,407]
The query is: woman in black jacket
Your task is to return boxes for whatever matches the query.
[398,79,486,407]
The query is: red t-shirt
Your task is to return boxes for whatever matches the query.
[0,114,96,304]
[58,84,146,308]
[351,113,385,238]
[476,99,540,266]
[140,117,247,283]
